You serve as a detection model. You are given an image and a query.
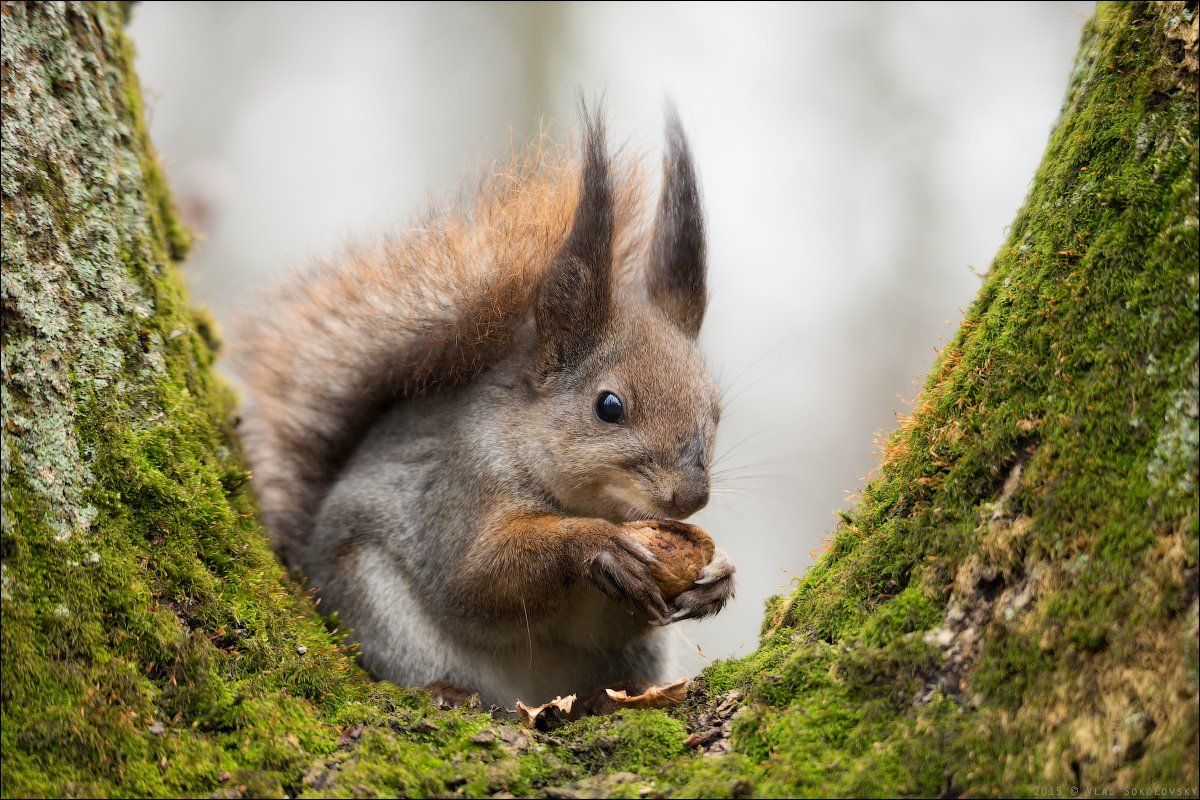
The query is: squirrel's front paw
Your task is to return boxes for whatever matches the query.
[584,532,670,624]
[668,548,736,622]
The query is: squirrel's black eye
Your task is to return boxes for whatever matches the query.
[595,391,625,424]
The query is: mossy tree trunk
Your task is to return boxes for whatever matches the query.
[1,2,1196,798]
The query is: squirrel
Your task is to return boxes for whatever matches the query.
[235,108,735,707]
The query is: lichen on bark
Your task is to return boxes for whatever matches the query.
[1,1,1196,798]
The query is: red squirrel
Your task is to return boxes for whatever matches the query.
[236,109,735,706]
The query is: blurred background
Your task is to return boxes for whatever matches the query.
[130,1,1092,672]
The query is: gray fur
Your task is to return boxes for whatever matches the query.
[307,325,685,706]
[247,112,734,708]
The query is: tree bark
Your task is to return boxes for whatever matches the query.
[1,1,1196,797]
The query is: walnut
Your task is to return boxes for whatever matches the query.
[626,519,714,600]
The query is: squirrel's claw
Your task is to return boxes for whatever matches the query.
[668,548,736,622]
[693,548,735,585]
[588,533,670,623]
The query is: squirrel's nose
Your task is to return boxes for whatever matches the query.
[669,483,710,518]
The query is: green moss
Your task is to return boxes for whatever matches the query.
[678,1,1199,795]
[666,753,759,800]
[561,710,689,775]
[854,583,945,648]
[0,3,549,797]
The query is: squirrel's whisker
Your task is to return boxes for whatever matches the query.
[235,105,734,708]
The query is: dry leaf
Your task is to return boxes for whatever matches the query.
[515,694,576,730]
[605,677,689,709]
[424,679,480,710]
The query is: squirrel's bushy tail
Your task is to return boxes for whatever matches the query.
[235,135,646,567]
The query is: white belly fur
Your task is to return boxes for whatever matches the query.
[353,548,674,708]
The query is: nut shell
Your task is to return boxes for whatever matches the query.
[626,520,715,600]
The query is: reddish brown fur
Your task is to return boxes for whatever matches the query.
[451,511,708,626]
[235,135,651,567]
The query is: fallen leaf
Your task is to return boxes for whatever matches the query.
[424,680,480,710]
[605,677,688,709]
[516,694,576,730]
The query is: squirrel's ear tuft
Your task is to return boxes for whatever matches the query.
[536,105,614,372]
[647,105,707,339]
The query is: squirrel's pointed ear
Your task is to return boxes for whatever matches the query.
[647,107,707,339]
[536,110,614,372]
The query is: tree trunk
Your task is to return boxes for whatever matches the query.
[1,2,1195,797]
